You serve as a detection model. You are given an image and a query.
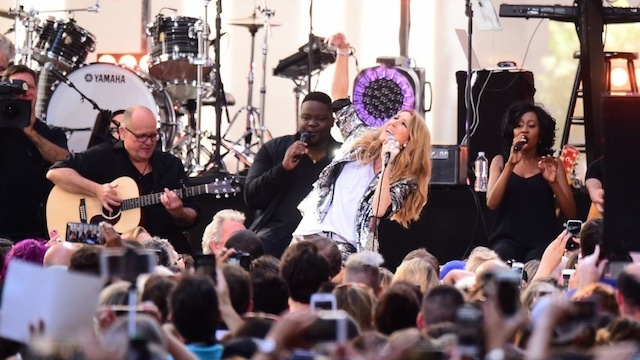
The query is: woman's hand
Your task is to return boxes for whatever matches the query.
[327,32,350,52]
[507,134,527,165]
[381,136,400,166]
[538,156,559,184]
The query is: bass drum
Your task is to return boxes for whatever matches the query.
[46,63,177,153]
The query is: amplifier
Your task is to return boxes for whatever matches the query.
[430,145,468,186]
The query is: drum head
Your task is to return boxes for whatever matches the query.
[46,63,174,153]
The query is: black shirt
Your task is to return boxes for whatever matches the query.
[244,133,341,258]
[50,140,198,254]
[0,121,68,241]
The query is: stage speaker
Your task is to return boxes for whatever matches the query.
[430,145,468,186]
[602,95,640,258]
[456,70,535,164]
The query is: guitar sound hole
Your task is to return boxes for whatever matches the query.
[101,206,122,221]
[91,213,121,226]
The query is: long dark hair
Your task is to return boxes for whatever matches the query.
[501,101,556,158]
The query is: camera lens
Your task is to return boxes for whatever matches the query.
[1,102,21,120]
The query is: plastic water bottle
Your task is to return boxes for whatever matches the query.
[474,152,488,192]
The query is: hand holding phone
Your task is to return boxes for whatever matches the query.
[565,219,582,251]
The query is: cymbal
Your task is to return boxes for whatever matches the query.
[0,9,25,20]
[228,14,283,30]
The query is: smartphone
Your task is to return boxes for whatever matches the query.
[562,269,576,290]
[310,292,337,312]
[100,248,156,281]
[455,304,483,358]
[511,262,524,281]
[306,310,348,343]
[565,220,582,250]
[66,222,102,245]
[569,299,598,324]
[227,251,251,271]
[193,254,217,282]
[483,271,521,316]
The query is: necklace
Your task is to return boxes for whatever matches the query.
[139,162,150,177]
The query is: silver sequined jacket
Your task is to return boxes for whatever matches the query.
[299,101,417,252]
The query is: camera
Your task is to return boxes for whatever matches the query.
[0,79,31,129]
[227,251,251,271]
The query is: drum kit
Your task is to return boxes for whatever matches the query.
[2,1,282,176]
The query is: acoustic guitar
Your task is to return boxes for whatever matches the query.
[46,176,241,241]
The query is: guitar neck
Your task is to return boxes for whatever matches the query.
[120,182,233,210]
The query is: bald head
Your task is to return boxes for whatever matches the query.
[43,243,82,267]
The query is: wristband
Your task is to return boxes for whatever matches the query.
[337,49,351,57]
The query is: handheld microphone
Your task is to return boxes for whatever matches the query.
[293,132,311,162]
[383,136,397,166]
[45,63,73,88]
[514,135,528,151]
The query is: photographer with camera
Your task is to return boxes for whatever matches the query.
[0,64,69,242]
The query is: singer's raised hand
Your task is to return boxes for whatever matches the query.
[538,156,558,183]
[282,140,308,171]
[327,32,350,52]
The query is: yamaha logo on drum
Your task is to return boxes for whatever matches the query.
[84,73,126,84]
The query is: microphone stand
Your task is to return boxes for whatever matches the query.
[462,0,473,150]
[211,0,227,174]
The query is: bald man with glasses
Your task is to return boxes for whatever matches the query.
[47,105,198,254]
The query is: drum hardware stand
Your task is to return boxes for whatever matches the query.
[293,79,307,124]
[224,8,262,163]
[257,2,274,148]
[208,0,229,176]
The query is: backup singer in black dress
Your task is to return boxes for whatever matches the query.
[487,102,576,262]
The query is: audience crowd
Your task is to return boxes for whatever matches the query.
[0,214,637,360]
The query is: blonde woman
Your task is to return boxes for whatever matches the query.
[293,32,432,261]
[393,258,440,294]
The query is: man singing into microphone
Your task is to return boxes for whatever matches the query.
[0,64,69,242]
[486,101,576,262]
[292,32,432,263]
[244,92,341,258]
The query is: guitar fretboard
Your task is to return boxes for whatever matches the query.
[120,181,237,211]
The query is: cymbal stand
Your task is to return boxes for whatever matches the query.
[188,1,210,173]
[16,7,38,66]
[224,8,261,160]
[257,2,274,148]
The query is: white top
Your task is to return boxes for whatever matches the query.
[294,161,375,247]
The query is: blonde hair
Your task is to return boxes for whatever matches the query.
[121,226,150,242]
[333,283,377,331]
[465,246,499,273]
[392,258,439,294]
[351,110,432,227]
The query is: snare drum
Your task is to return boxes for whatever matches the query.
[34,18,96,70]
[147,15,212,84]
[45,63,177,153]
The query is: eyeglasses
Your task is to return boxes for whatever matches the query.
[124,127,159,143]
